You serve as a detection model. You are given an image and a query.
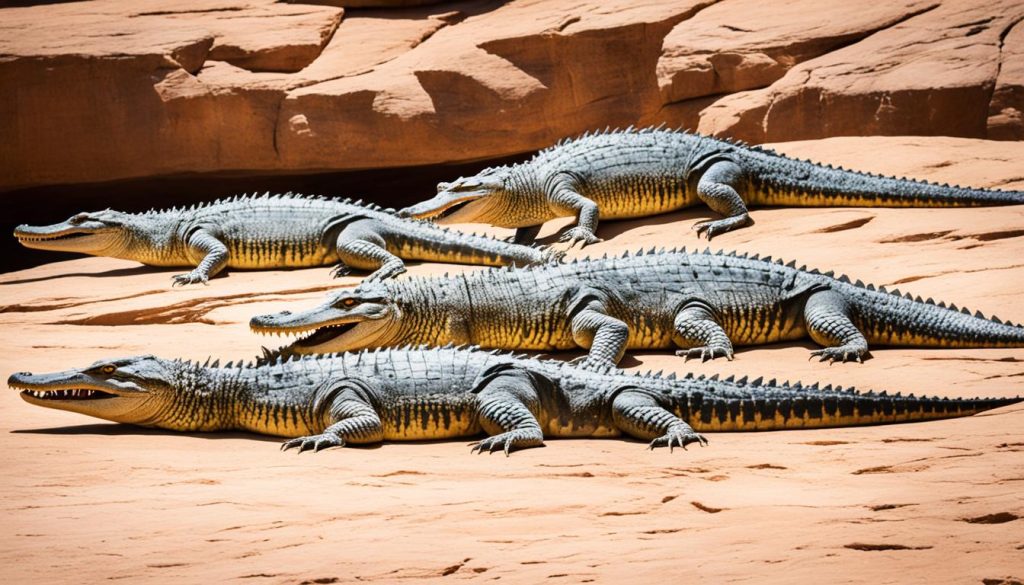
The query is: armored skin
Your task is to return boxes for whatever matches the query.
[8,347,1019,455]
[250,249,1024,369]
[399,128,1024,245]
[13,193,558,285]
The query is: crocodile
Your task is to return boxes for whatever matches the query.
[13,193,559,285]
[8,346,1020,455]
[398,127,1024,246]
[250,248,1024,368]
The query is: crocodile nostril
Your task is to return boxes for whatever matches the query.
[279,310,292,316]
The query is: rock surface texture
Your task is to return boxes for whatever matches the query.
[3,0,1023,190]
[2,137,1023,583]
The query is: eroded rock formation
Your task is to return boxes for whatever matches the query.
[2,0,1021,191]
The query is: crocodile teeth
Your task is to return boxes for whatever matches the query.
[20,388,111,400]
[17,233,90,242]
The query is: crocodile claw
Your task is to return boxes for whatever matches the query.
[171,271,209,286]
[677,346,734,362]
[470,434,515,457]
[809,347,865,364]
[691,220,718,240]
[558,227,602,248]
[692,215,749,240]
[330,264,351,278]
[281,433,345,453]
[648,428,708,453]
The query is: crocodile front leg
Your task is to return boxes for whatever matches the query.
[173,229,228,286]
[611,391,707,452]
[692,160,751,239]
[548,173,604,248]
[281,383,383,453]
[672,302,734,361]
[804,289,869,363]
[334,221,406,282]
[569,290,629,369]
[472,369,545,456]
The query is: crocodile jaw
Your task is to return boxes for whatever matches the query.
[14,222,119,254]
[251,309,399,355]
[400,191,489,222]
[8,370,151,423]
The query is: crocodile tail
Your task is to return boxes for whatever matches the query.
[661,375,1021,431]
[844,285,1024,349]
[405,221,549,268]
[747,153,1024,208]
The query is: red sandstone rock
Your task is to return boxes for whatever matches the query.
[988,18,1024,140]
[1,0,1020,193]
[698,0,1024,142]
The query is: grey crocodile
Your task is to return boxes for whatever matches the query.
[250,248,1024,368]
[399,127,1024,245]
[13,193,559,285]
[9,346,1020,455]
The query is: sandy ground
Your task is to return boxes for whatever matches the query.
[1,137,1023,584]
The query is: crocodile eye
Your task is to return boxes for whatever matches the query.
[101,365,116,375]
[69,214,88,225]
[340,298,358,308]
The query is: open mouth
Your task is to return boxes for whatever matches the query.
[435,199,474,220]
[19,388,116,401]
[293,323,358,347]
[16,232,91,243]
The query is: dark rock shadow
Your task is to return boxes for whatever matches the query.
[533,208,753,248]
[1,265,173,286]
[12,423,278,443]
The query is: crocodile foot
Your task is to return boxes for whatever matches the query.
[676,346,734,362]
[281,433,345,453]
[470,430,542,457]
[171,270,209,286]
[809,347,865,364]
[558,227,603,248]
[648,427,708,452]
[364,262,407,283]
[330,264,351,278]
[692,216,748,240]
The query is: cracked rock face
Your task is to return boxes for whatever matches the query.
[1,0,1021,191]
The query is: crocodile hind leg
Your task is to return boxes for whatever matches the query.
[692,160,751,239]
[335,222,407,282]
[472,370,545,456]
[804,289,869,363]
[612,391,707,452]
[672,303,734,361]
[548,173,604,247]
[569,292,629,369]
[173,229,229,286]
[281,384,384,453]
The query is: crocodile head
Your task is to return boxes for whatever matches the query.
[398,166,513,226]
[8,356,181,427]
[14,209,131,255]
[250,282,403,355]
